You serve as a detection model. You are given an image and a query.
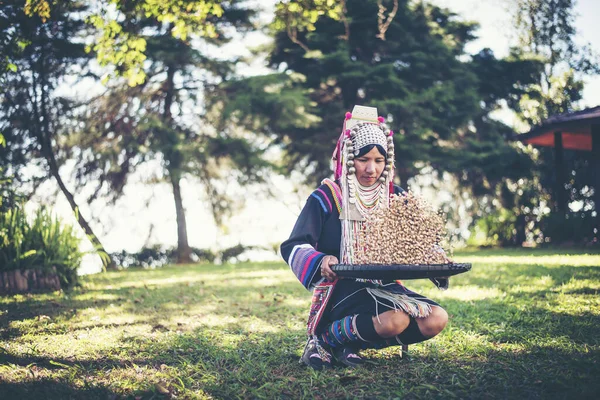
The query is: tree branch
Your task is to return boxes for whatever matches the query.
[376,0,399,41]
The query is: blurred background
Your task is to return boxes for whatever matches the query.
[1,0,599,276]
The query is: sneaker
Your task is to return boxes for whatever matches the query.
[333,346,365,368]
[300,337,332,370]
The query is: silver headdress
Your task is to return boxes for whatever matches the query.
[334,105,396,263]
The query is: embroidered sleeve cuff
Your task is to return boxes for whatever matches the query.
[287,244,326,289]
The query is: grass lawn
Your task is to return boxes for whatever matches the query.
[1,248,599,399]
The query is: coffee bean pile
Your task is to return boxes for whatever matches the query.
[355,192,451,265]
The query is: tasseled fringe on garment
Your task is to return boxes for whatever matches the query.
[366,288,432,321]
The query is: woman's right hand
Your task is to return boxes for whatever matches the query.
[320,255,339,281]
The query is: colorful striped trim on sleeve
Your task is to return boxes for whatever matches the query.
[310,189,333,214]
[322,179,342,214]
[309,179,342,215]
[287,243,326,289]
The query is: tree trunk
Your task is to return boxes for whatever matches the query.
[36,45,113,271]
[45,146,114,270]
[169,169,192,263]
[163,62,192,264]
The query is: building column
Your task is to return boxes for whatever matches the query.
[554,131,567,214]
[592,125,600,240]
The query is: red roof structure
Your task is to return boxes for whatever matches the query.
[517,106,600,151]
[515,106,600,215]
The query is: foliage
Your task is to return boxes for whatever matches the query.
[272,0,342,52]
[21,0,227,86]
[84,0,226,86]
[512,0,599,76]
[0,205,82,288]
[0,171,26,214]
[219,244,256,264]
[109,245,216,268]
[0,249,599,398]
[449,0,599,247]
[441,48,542,191]
[467,208,520,247]
[19,0,345,86]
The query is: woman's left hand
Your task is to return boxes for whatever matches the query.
[320,255,339,281]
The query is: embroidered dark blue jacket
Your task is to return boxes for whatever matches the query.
[280,179,405,290]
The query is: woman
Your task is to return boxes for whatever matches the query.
[280,106,449,370]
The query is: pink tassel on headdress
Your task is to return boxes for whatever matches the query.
[333,112,354,180]
[378,116,385,123]
[332,129,347,181]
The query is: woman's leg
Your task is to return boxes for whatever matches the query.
[318,313,384,367]
[415,306,448,339]
[373,305,448,343]
[319,313,382,347]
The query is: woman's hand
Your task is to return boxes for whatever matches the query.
[320,255,339,281]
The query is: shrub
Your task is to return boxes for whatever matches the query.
[109,246,216,268]
[467,209,519,248]
[468,208,599,248]
[0,205,82,288]
[538,211,598,246]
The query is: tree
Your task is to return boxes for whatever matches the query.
[218,0,554,247]
[0,0,113,268]
[225,1,540,192]
[227,0,484,187]
[511,0,598,125]
[437,48,543,245]
[448,0,599,246]
[69,1,268,263]
[511,0,599,237]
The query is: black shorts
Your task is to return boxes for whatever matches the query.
[325,279,440,323]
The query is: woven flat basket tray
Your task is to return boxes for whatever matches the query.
[330,263,471,280]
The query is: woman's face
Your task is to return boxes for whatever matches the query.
[354,146,386,186]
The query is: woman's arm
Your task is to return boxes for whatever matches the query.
[280,195,329,290]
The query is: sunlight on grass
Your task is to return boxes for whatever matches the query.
[550,292,599,315]
[437,286,506,301]
[7,327,130,359]
[456,253,600,266]
[511,275,556,293]
[558,278,600,294]
[86,268,296,294]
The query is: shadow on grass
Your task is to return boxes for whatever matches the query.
[0,380,119,400]
[0,326,307,399]
[1,324,598,399]
[1,259,599,398]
